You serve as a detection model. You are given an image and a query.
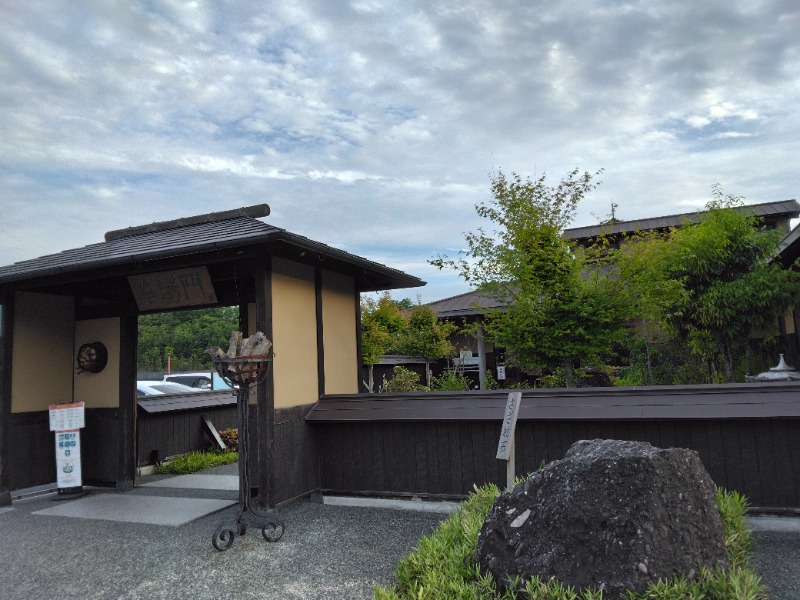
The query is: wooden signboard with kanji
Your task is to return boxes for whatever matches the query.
[128,266,218,311]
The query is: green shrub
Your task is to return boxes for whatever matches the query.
[156,449,238,474]
[380,366,428,392]
[432,370,472,391]
[375,484,764,600]
[483,371,500,390]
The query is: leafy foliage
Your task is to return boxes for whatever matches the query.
[618,186,800,382]
[397,305,457,387]
[380,366,428,392]
[156,449,237,474]
[431,370,472,391]
[431,169,629,386]
[362,296,457,391]
[138,306,238,371]
[375,484,764,600]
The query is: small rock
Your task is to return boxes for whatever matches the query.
[637,563,648,574]
[510,509,531,528]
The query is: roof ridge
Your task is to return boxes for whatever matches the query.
[564,199,799,234]
[104,204,270,241]
[426,289,488,305]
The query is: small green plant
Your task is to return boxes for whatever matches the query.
[482,371,500,390]
[219,427,239,451]
[156,449,238,474]
[431,370,472,391]
[380,366,428,392]
[375,484,765,600]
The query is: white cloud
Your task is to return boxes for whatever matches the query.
[1,0,799,303]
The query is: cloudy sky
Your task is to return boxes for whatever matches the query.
[1,1,799,303]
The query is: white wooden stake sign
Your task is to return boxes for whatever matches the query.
[496,391,522,490]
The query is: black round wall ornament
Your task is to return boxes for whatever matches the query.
[76,342,108,374]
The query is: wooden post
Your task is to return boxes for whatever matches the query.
[0,293,14,506]
[255,257,274,508]
[477,322,487,390]
[496,391,522,490]
[117,314,137,492]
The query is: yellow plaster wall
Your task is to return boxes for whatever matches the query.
[11,292,74,413]
[73,318,121,408]
[321,270,358,394]
[271,258,319,408]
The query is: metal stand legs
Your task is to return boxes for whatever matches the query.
[212,389,285,551]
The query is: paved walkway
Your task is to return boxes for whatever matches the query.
[1,465,798,599]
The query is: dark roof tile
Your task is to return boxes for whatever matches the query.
[564,200,800,240]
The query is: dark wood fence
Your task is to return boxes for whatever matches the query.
[136,391,238,466]
[138,397,321,506]
[306,383,800,509]
[10,383,800,511]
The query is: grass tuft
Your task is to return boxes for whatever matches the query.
[375,484,765,600]
[155,449,238,474]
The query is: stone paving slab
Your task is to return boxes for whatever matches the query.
[32,493,235,526]
[747,515,800,533]
[139,474,239,491]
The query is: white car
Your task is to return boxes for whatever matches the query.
[164,372,233,390]
[136,380,204,397]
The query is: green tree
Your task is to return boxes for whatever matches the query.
[431,169,628,387]
[397,305,456,388]
[360,293,409,392]
[137,306,238,371]
[622,186,800,382]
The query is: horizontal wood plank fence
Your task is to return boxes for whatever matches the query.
[306,383,800,509]
[9,383,799,511]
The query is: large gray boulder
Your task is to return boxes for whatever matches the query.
[477,439,728,598]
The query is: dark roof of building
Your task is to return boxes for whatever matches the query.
[427,289,506,317]
[778,223,800,268]
[0,205,424,293]
[563,200,800,241]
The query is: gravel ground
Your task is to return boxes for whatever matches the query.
[750,530,800,600]
[3,464,797,600]
[0,465,446,600]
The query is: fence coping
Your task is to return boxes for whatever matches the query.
[137,390,236,414]
[306,382,800,422]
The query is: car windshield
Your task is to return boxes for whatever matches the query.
[150,383,201,394]
[137,381,204,397]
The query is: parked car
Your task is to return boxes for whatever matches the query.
[164,373,213,389]
[136,380,204,397]
[164,371,233,390]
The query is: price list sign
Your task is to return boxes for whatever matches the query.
[49,402,85,431]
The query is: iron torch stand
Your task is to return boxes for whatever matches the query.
[211,356,284,551]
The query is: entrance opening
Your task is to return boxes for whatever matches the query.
[135,306,239,475]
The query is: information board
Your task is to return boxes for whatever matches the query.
[49,402,85,432]
[55,430,82,489]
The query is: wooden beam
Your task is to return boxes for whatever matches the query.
[117,315,137,491]
[255,256,275,508]
[0,292,14,505]
[355,287,364,393]
[315,266,325,398]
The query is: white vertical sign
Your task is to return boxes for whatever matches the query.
[496,392,522,490]
[55,430,82,489]
[49,403,85,491]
